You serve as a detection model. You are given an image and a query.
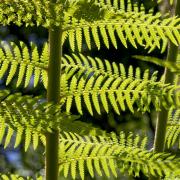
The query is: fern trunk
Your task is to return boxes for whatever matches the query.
[149,1,180,179]
[46,6,63,180]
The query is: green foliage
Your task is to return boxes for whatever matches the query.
[0,90,109,151]
[0,0,180,179]
[0,0,179,52]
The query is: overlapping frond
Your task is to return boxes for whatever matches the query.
[0,90,81,151]
[0,90,108,150]
[61,73,179,115]
[59,131,180,180]
[166,107,180,149]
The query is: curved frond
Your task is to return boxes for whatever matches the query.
[59,131,180,180]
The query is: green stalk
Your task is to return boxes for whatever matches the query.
[46,27,62,180]
[45,0,63,178]
[149,1,180,179]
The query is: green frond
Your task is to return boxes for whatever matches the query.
[65,12,180,51]
[0,42,161,88]
[59,131,180,179]
[166,107,180,149]
[61,73,179,115]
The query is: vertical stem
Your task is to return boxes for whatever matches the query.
[46,27,62,180]
[45,1,62,180]
[149,0,180,179]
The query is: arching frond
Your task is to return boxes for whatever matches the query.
[0,42,160,88]
[64,12,180,51]
[59,131,180,180]
[166,107,180,149]
[61,74,179,115]
[61,53,160,81]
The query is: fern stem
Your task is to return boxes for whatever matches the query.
[46,27,62,180]
[149,1,180,179]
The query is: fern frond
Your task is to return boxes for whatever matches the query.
[59,131,180,179]
[166,107,180,149]
[65,12,180,51]
[61,74,179,115]
[0,42,48,88]
[0,42,160,88]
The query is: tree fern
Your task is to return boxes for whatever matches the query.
[0,0,180,179]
